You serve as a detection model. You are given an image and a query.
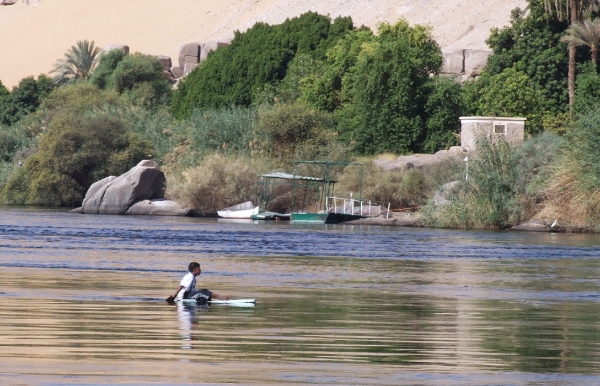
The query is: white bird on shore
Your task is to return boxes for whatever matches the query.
[551,219,558,228]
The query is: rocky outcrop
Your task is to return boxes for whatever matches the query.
[76,160,189,216]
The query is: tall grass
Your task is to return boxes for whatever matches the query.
[538,108,600,230]
[423,133,563,230]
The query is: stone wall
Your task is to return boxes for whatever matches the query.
[441,49,492,82]
[100,40,230,83]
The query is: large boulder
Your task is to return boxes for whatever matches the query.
[81,160,168,214]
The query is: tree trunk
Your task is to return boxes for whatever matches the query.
[568,0,578,118]
[592,45,598,70]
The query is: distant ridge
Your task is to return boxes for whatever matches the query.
[0,0,526,88]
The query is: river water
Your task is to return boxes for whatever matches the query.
[1,207,600,385]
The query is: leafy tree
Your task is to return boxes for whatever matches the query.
[171,12,354,117]
[108,53,172,107]
[90,49,126,89]
[573,61,600,114]
[328,21,443,155]
[1,84,151,206]
[51,40,101,86]
[561,18,600,66]
[466,67,543,134]
[421,77,463,153]
[485,3,570,116]
[254,103,336,161]
[300,28,376,112]
[542,0,599,113]
[0,75,55,126]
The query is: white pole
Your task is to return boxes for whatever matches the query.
[464,156,469,181]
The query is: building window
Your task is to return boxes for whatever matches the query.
[494,124,506,135]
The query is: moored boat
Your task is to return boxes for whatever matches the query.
[217,201,259,219]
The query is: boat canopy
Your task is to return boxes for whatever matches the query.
[259,172,330,182]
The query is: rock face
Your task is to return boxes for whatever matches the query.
[80,160,182,215]
[125,199,192,216]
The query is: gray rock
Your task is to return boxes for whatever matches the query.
[178,43,200,67]
[125,199,191,216]
[348,212,423,227]
[82,175,117,214]
[80,160,165,215]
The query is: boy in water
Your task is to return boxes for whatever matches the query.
[166,262,230,303]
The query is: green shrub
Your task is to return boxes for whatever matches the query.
[421,77,463,153]
[464,67,543,134]
[90,49,126,89]
[573,62,600,117]
[108,53,172,107]
[423,138,519,230]
[254,103,346,162]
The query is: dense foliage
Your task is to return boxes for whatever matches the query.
[2,84,151,206]
[171,12,354,117]
[0,75,55,126]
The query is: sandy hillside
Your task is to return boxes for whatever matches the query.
[0,0,526,89]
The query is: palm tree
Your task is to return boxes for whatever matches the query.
[543,0,599,116]
[561,18,600,66]
[51,40,100,86]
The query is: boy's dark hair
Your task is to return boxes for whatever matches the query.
[188,262,200,272]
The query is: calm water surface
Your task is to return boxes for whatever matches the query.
[2,206,600,385]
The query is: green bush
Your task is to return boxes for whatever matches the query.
[90,49,126,89]
[573,62,600,116]
[108,53,172,107]
[335,163,427,209]
[421,77,463,153]
[254,103,343,162]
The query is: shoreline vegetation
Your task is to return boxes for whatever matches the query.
[2,3,600,232]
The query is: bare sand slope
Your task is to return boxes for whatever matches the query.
[0,0,526,88]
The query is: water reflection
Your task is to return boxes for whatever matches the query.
[1,207,600,384]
